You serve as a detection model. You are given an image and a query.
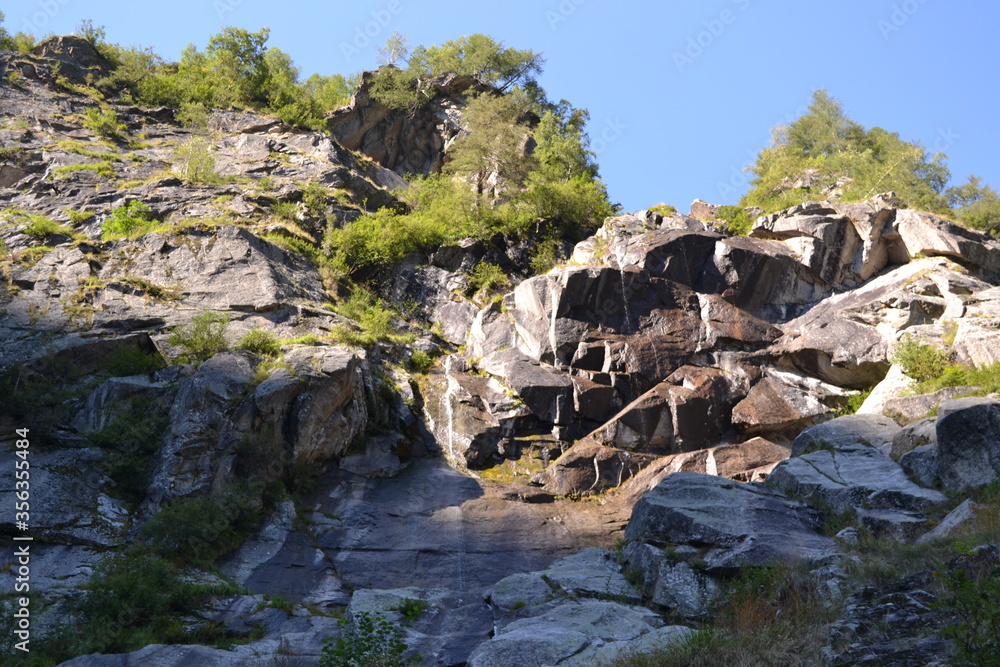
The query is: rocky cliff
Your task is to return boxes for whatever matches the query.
[2,36,1000,667]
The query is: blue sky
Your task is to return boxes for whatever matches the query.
[9,0,998,213]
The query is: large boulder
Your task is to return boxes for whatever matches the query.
[533,441,659,496]
[767,444,946,516]
[731,370,844,440]
[478,348,575,425]
[892,208,1000,282]
[935,400,1000,490]
[790,414,900,457]
[624,472,837,572]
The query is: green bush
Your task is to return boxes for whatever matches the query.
[319,612,421,667]
[468,262,509,294]
[21,214,72,239]
[174,137,222,184]
[892,334,951,383]
[237,327,281,356]
[83,106,126,141]
[938,562,1000,665]
[716,205,755,236]
[140,483,267,567]
[168,310,230,363]
[67,548,231,656]
[102,200,156,240]
[88,395,169,504]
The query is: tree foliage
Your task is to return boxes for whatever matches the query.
[408,34,543,91]
[947,175,1000,237]
[742,90,952,215]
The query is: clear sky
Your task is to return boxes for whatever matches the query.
[9,0,999,214]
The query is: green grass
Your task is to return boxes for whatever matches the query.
[54,161,116,179]
[102,200,157,240]
[236,328,281,357]
[167,310,230,364]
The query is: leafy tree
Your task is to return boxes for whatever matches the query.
[367,65,420,110]
[532,101,598,182]
[408,34,543,91]
[303,72,355,110]
[76,19,107,48]
[445,92,535,200]
[0,11,10,51]
[947,175,1000,236]
[742,90,950,216]
[377,31,410,67]
[205,26,271,106]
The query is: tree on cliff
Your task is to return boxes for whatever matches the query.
[742,90,951,215]
[407,34,544,92]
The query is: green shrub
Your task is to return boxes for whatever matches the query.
[176,101,209,131]
[140,483,266,567]
[65,209,97,225]
[649,203,677,217]
[468,262,509,294]
[716,205,755,236]
[168,310,230,363]
[319,612,421,667]
[407,350,432,374]
[102,200,156,240]
[83,106,126,141]
[237,328,281,356]
[939,562,1000,665]
[892,334,951,383]
[368,66,420,110]
[21,214,72,239]
[88,395,169,504]
[175,137,222,184]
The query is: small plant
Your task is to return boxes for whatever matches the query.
[175,137,222,184]
[83,105,126,141]
[65,209,97,225]
[319,612,421,667]
[54,161,116,179]
[102,200,156,240]
[237,328,281,357]
[177,101,210,132]
[407,350,432,374]
[5,70,24,88]
[468,262,510,295]
[938,562,1000,665]
[649,203,678,217]
[21,214,72,239]
[716,205,754,236]
[892,333,950,383]
[271,201,301,222]
[393,598,428,625]
[168,310,230,363]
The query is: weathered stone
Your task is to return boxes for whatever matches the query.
[953,286,1000,367]
[70,375,172,434]
[147,352,255,505]
[790,414,900,457]
[774,315,889,389]
[469,599,663,667]
[935,401,1000,490]
[916,499,981,545]
[479,348,575,425]
[534,441,659,496]
[893,208,1000,281]
[883,386,979,425]
[890,417,937,459]
[689,199,721,221]
[624,472,837,571]
[560,626,693,667]
[490,573,554,611]
[856,365,913,415]
[543,549,641,603]
[622,541,721,618]
[731,374,835,440]
[899,444,939,488]
[751,203,864,286]
[767,444,946,515]
[0,449,128,546]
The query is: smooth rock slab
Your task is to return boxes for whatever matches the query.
[791,413,901,457]
[624,472,837,571]
[469,599,664,667]
[767,445,946,515]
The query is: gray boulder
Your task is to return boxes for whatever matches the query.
[624,472,837,572]
[767,444,946,516]
[791,414,900,457]
[935,401,1000,490]
[899,444,939,488]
